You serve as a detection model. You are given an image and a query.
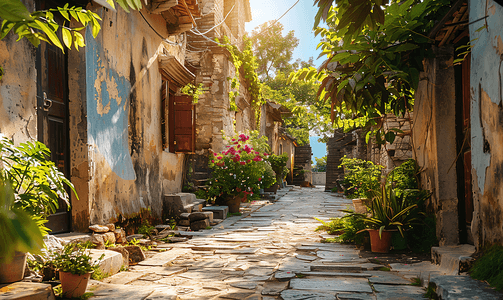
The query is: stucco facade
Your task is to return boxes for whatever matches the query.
[0,1,199,232]
[469,0,503,248]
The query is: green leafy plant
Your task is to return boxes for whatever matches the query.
[267,153,288,183]
[470,245,503,290]
[339,156,383,199]
[137,221,155,237]
[0,137,78,235]
[0,179,44,261]
[180,83,206,104]
[359,183,423,238]
[52,243,103,276]
[227,212,242,217]
[411,277,422,286]
[315,213,367,244]
[104,240,116,248]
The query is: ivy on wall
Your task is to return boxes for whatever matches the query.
[217,36,264,125]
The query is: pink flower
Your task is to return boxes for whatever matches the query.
[232,138,236,141]
[247,160,251,163]
[240,161,246,165]
[253,156,262,162]
[258,178,262,181]
[255,151,259,155]
[217,156,222,159]
[211,160,215,163]
[263,153,268,156]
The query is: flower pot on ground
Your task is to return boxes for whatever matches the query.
[264,183,278,194]
[52,243,103,299]
[59,271,92,298]
[225,194,247,214]
[368,229,392,253]
[0,252,27,283]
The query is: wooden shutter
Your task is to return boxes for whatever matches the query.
[169,95,195,153]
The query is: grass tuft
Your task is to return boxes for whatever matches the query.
[470,245,503,291]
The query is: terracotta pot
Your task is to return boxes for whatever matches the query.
[226,195,242,213]
[59,271,91,298]
[368,229,393,253]
[264,183,279,194]
[0,252,27,283]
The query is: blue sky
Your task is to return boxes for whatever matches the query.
[246,1,328,158]
[245,0,323,66]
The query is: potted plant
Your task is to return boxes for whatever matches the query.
[0,137,77,283]
[0,179,44,283]
[266,153,288,193]
[52,243,103,299]
[358,184,421,253]
[207,132,272,213]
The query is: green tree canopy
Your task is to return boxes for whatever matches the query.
[250,21,299,81]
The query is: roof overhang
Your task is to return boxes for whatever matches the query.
[158,53,195,89]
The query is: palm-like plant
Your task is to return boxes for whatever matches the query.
[360,183,426,238]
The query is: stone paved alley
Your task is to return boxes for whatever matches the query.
[80,187,435,300]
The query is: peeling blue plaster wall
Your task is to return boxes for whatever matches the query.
[469,0,503,193]
[85,28,136,180]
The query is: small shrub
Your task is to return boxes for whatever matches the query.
[339,156,383,199]
[315,212,367,244]
[138,221,155,237]
[470,245,503,291]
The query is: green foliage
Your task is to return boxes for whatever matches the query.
[180,83,206,104]
[0,137,78,235]
[91,267,108,280]
[258,161,276,189]
[267,153,288,182]
[217,36,263,120]
[205,132,271,204]
[424,284,436,299]
[250,21,299,80]
[52,243,103,276]
[470,245,503,290]
[0,179,44,261]
[297,0,451,143]
[227,212,242,217]
[104,240,116,248]
[339,156,383,199]
[411,277,422,286]
[138,220,155,237]
[313,156,327,172]
[315,213,367,244]
[363,183,424,237]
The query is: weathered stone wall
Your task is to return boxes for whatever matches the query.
[0,0,37,143]
[368,114,413,175]
[469,0,503,248]
[412,46,460,246]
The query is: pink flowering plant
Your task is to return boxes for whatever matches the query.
[206,132,273,204]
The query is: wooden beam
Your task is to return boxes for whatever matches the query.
[150,0,177,14]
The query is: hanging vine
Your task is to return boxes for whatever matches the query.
[217,36,263,124]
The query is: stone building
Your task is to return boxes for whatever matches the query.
[0,0,253,233]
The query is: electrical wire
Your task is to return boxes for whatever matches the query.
[253,0,300,37]
[139,10,183,46]
[191,4,235,36]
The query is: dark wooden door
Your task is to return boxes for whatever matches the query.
[169,95,195,153]
[36,21,71,233]
[461,54,473,224]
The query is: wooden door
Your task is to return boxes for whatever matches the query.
[169,95,195,153]
[461,53,473,224]
[36,9,71,233]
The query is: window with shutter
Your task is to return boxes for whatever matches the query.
[168,94,195,153]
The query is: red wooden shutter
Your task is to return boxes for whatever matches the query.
[169,95,195,153]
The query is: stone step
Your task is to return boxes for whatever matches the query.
[163,194,206,218]
[431,244,475,275]
[202,206,228,219]
[429,275,503,300]
[90,249,124,277]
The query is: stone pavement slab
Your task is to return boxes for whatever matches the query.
[290,278,373,293]
[372,284,425,294]
[261,281,289,296]
[429,275,503,300]
[337,292,377,300]
[87,282,155,299]
[0,282,55,300]
[280,289,337,300]
[367,271,412,285]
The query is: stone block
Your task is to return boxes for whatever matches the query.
[105,223,115,232]
[163,193,196,218]
[202,206,228,219]
[179,213,190,220]
[90,249,123,276]
[114,228,126,244]
[0,282,56,300]
[188,212,207,222]
[123,246,146,264]
[203,211,213,222]
[107,247,129,268]
[92,234,105,250]
[126,234,144,242]
[89,224,109,233]
[190,219,210,231]
[179,219,190,226]
[102,232,116,244]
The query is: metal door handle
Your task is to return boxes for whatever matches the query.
[43,92,53,112]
